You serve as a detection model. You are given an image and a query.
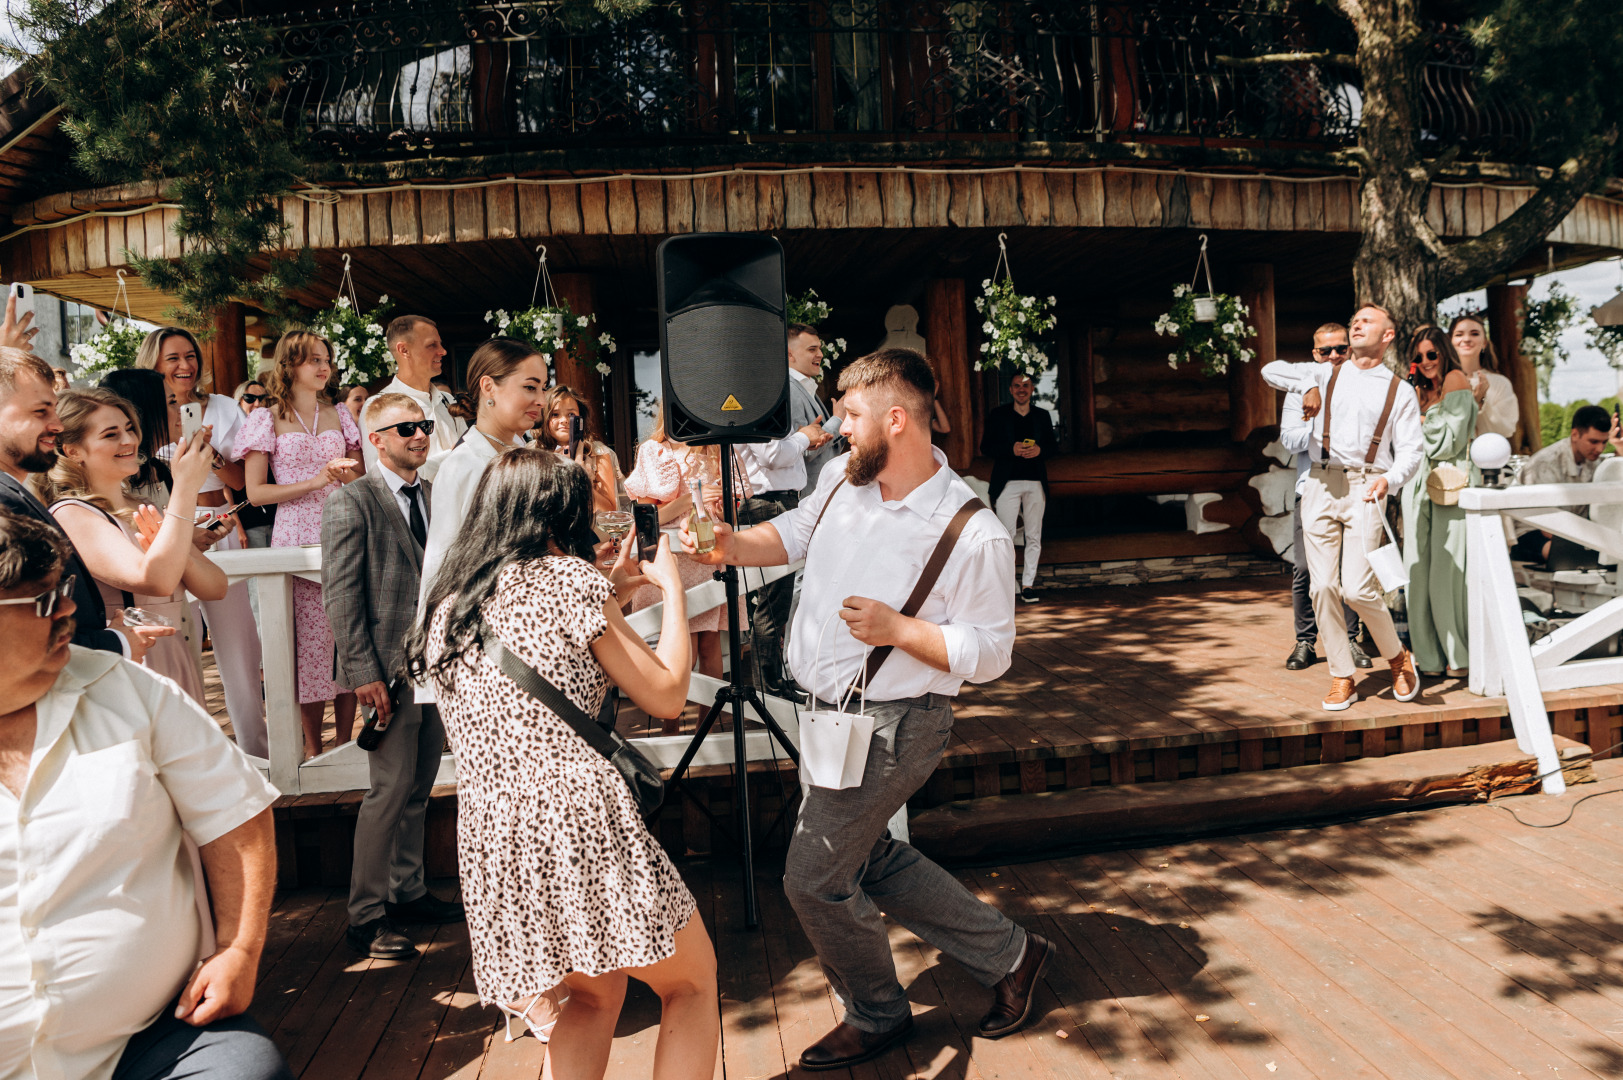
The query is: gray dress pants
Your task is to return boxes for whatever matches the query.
[348,700,445,924]
[113,1009,291,1080]
[784,694,1027,1033]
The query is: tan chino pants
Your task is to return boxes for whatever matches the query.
[1300,467,1404,678]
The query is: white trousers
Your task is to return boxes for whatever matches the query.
[1300,469,1404,679]
[995,480,1046,588]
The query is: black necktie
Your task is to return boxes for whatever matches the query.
[402,483,427,547]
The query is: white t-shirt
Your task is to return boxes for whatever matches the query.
[158,394,245,495]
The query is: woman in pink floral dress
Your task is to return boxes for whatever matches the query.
[234,330,363,758]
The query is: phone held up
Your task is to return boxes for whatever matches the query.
[568,414,585,458]
[8,281,32,318]
[180,402,205,445]
[633,502,660,563]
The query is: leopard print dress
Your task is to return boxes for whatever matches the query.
[426,556,697,1003]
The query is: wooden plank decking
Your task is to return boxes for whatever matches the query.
[250,760,1623,1078]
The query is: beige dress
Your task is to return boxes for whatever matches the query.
[426,557,697,1002]
[50,498,208,708]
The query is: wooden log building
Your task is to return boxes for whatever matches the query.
[2,0,1621,562]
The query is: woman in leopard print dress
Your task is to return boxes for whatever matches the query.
[407,448,717,1080]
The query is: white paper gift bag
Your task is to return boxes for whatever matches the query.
[799,613,877,790]
[1367,500,1409,593]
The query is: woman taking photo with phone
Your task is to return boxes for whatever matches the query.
[235,330,365,757]
[535,386,621,513]
[35,388,229,706]
[407,449,717,1080]
[137,326,267,752]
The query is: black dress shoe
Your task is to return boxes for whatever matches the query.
[386,891,466,924]
[1348,638,1374,669]
[799,1017,914,1071]
[347,917,417,959]
[979,932,1054,1037]
[1285,642,1317,670]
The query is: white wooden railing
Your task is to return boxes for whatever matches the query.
[209,547,802,797]
[1461,480,1623,796]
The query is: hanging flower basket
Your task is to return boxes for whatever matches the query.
[68,272,145,381]
[974,234,1057,376]
[786,288,846,375]
[1154,235,1256,378]
[487,246,617,375]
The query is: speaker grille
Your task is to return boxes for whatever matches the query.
[665,306,787,428]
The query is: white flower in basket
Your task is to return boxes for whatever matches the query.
[1154,286,1257,378]
[486,301,613,375]
[976,277,1056,376]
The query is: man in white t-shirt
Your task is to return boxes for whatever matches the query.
[1269,305,1424,712]
[0,512,286,1080]
[362,315,468,470]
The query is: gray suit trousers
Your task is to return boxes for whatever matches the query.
[784,694,1026,1032]
[348,701,444,924]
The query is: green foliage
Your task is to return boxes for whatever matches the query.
[309,294,393,387]
[1587,322,1623,368]
[4,0,315,330]
[1520,282,1582,398]
[1153,284,1256,379]
[976,278,1058,375]
[484,303,616,376]
[785,289,846,372]
[1540,400,1569,447]
[67,319,147,380]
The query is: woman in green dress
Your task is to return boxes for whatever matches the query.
[1401,327,1478,678]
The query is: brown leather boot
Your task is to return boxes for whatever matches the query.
[799,1016,914,1071]
[978,932,1054,1037]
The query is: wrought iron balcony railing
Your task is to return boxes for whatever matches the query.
[242,0,1532,161]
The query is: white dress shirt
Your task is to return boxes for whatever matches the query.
[0,648,279,1080]
[1262,359,1318,496]
[377,459,427,524]
[1264,359,1425,490]
[771,447,1016,703]
[736,431,811,495]
[361,377,468,469]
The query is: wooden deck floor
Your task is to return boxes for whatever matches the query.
[253,761,1623,1079]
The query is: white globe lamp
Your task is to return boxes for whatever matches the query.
[1471,432,1513,486]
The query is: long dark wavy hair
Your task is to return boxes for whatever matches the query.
[404,447,600,687]
[1406,326,1463,395]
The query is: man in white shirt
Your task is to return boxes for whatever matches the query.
[1262,322,1370,672]
[1269,305,1425,712]
[362,316,468,470]
[0,513,287,1080]
[734,327,836,697]
[684,349,1046,1071]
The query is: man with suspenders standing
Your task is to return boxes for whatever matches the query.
[1274,305,1425,712]
[684,349,1046,1070]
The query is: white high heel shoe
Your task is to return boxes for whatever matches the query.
[495,991,564,1043]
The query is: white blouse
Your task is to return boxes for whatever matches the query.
[1472,370,1520,440]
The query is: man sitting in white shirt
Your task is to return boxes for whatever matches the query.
[683,349,1045,1071]
[364,315,469,475]
[1509,405,1622,564]
[1268,305,1425,712]
[0,512,286,1080]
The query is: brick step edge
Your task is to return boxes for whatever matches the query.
[910,735,1597,861]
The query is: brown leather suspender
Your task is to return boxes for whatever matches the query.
[803,471,986,691]
[1319,365,1403,467]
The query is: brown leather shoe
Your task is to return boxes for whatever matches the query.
[1322,676,1358,712]
[1389,650,1421,702]
[799,1016,914,1071]
[978,932,1054,1038]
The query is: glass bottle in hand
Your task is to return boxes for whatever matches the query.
[686,478,715,554]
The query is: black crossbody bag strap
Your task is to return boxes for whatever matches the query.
[479,622,620,759]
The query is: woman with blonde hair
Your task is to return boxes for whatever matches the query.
[1449,314,1518,439]
[536,385,621,513]
[138,326,266,752]
[233,329,364,757]
[37,388,228,705]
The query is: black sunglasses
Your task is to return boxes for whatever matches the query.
[1314,344,1350,357]
[0,573,75,618]
[1416,348,1440,362]
[377,419,436,438]
[241,393,265,404]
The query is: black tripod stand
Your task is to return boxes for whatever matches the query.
[664,444,801,929]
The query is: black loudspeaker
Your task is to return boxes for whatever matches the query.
[656,233,791,446]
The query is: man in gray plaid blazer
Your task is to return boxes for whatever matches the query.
[322,393,464,959]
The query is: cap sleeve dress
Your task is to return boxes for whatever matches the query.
[426,556,696,1003]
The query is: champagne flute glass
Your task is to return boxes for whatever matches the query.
[594,510,634,568]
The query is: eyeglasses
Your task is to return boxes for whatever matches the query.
[241,393,265,404]
[0,573,75,618]
[377,419,436,438]
[1415,349,1440,362]
[1314,344,1350,357]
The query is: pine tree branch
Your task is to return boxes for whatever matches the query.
[1438,131,1620,296]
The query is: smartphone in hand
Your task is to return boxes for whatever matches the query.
[180,402,205,444]
[633,502,660,562]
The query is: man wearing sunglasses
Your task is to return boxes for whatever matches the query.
[362,315,468,472]
[322,394,463,961]
[1262,324,1370,672]
[0,512,289,1080]
[0,346,170,663]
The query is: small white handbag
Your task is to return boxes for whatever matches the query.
[1367,501,1409,593]
[799,612,877,790]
